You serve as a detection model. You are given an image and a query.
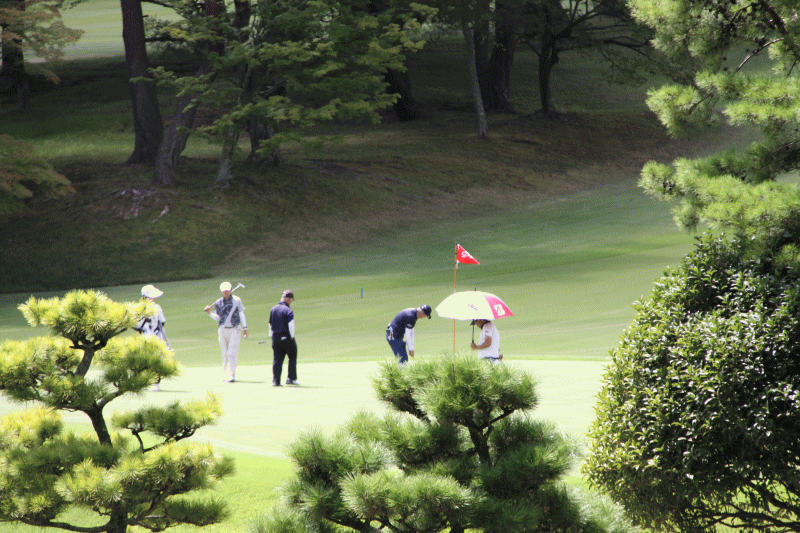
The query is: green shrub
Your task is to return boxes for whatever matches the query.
[585,234,800,533]
[0,135,73,213]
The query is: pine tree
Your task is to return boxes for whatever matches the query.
[0,290,234,533]
[253,354,632,533]
[633,0,800,253]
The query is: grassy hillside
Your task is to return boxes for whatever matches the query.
[0,27,730,294]
[0,7,743,372]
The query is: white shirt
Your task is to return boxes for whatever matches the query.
[477,322,500,359]
[137,302,170,348]
[404,327,415,352]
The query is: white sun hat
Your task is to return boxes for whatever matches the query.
[220,281,232,292]
[141,284,163,298]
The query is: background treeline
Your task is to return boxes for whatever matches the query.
[0,0,672,294]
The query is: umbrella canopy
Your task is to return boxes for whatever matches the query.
[435,291,514,321]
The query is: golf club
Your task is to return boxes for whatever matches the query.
[206,283,245,308]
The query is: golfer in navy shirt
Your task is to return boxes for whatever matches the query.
[386,304,432,364]
[269,290,299,386]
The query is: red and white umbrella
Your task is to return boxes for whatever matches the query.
[435,290,514,321]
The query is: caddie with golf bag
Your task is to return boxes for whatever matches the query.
[204,281,247,382]
[136,284,171,391]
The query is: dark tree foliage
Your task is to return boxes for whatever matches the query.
[585,234,800,533]
[517,0,652,117]
[146,0,429,186]
[0,135,74,212]
[0,0,82,110]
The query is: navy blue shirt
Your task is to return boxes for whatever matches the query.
[269,301,294,337]
[388,308,418,339]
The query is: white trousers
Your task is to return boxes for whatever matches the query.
[218,327,241,381]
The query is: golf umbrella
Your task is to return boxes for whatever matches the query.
[435,290,514,321]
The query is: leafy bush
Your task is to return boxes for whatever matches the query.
[585,234,800,533]
[0,135,73,213]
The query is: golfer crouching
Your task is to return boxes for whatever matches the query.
[386,304,431,365]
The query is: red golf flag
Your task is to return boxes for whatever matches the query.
[456,244,480,265]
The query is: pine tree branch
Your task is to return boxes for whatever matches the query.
[19,517,109,533]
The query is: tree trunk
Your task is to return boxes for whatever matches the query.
[385,68,420,121]
[246,118,283,166]
[462,23,488,138]
[152,61,216,186]
[1,44,29,111]
[87,394,129,533]
[484,1,516,112]
[0,1,30,111]
[121,0,164,165]
[468,426,492,465]
[537,40,558,117]
[86,406,112,446]
[232,0,251,28]
[75,345,96,376]
[152,0,224,185]
[472,21,490,110]
[214,127,239,187]
[245,117,267,165]
[108,505,128,533]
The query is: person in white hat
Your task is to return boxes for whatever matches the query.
[204,281,248,382]
[136,284,171,391]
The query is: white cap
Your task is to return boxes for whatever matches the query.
[141,284,163,298]
[220,281,232,292]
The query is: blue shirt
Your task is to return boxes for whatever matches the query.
[388,308,418,340]
[269,301,294,337]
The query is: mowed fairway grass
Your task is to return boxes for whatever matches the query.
[0,174,695,532]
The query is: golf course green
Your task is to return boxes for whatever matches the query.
[0,170,697,532]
